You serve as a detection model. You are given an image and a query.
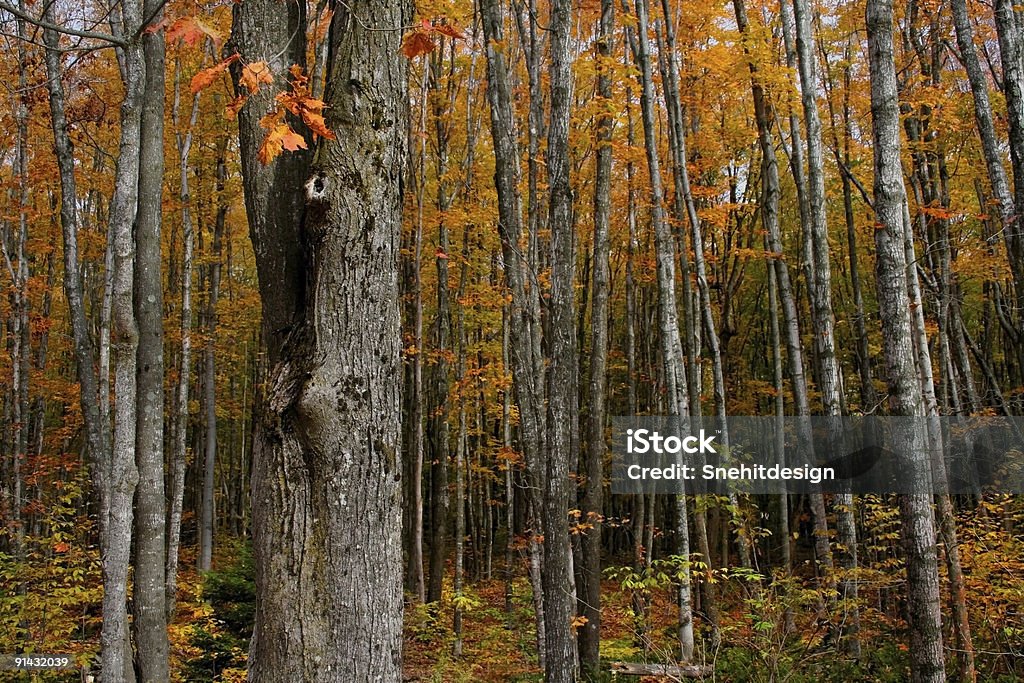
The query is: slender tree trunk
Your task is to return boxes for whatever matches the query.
[166,54,200,620]
[453,260,468,656]
[199,145,225,572]
[791,0,860,650]
[231,1,409,679]
[995,0,1024,237]
[578,1,613,674]
[952,0,1024,314]
[866,2,946,680]
[134,0,169,674]
[625,0,695,660]
[481,0,549,670]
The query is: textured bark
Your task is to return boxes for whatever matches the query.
[544,0,580,677]
[578,0,613,674]
[866,1,946,679]
[134,0,169,674]
[452,285,467,658]
[480,0,549,669]
[995,0,1024,231]
[166,57,200,620]
[199,145,226,573]
[625,0,694,660]
[102,5,148,681]
[778,0,817,327]
[657,0,700,415]
[952,0,1024,310]
[791,0,860,649]
[231,1,409,679]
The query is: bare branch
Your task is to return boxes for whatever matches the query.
[0,0,125,47]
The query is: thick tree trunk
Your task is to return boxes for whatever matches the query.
[231,1,409,679]
[134,0,168,675]
[866,2,946,680]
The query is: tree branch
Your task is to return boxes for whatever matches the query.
[0,0,125,47]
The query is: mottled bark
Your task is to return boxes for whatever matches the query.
[199,146,225,573]
[866,1,946,679]
[624,0,694,659]
[231,1,409,679]
[578,0,613,674]
[133,0,169,674]
[480,0,549,669]
[543,0,580,677]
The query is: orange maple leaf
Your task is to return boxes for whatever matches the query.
[167,16,221,48]
[190,54,239,94]
[240,61,274,94]
[258,123,307,165]
[401,30,436,59]
[224,94,248,120]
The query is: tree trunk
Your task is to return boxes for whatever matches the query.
[543,1,580,677]
[166,53,201,619]
[231,1,410,679]
[865,2,946,679]
[199,144,226,572]
[134,0,169,674]
[481,0,549,670]
[995,0,1024,238]
[578,0,613,674]
[625,0,695,660]
[791,0,860,650]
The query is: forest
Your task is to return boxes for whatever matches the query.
[1,0,1024,680]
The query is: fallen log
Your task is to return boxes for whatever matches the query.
[609,661,711,678]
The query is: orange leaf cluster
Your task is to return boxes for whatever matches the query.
[165,16,222,48]
[240,61,274,94]
[275,65,335,141]
[258,112,308,165]
[190,53,239,94]
[401,18,466,59]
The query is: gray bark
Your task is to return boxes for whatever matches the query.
[480,0,549,669]
[199,145,226,572]
[134,0,169,674]
[952,0,1024,307]
[231,0,409,679]
[791,0,859,649]
[866,1,946,679]
[624,0,694,660]
[578,0,613,673]
[544,0,580,677]
[995,0,1024,234]
[166,55,201,620]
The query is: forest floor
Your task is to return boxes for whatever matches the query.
[402,574,683,682]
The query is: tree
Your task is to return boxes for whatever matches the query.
[866,0,946,680]
[623,0,695,659]
[134,0,170,675]
[578,0,613,673]
[229,0,410,679]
